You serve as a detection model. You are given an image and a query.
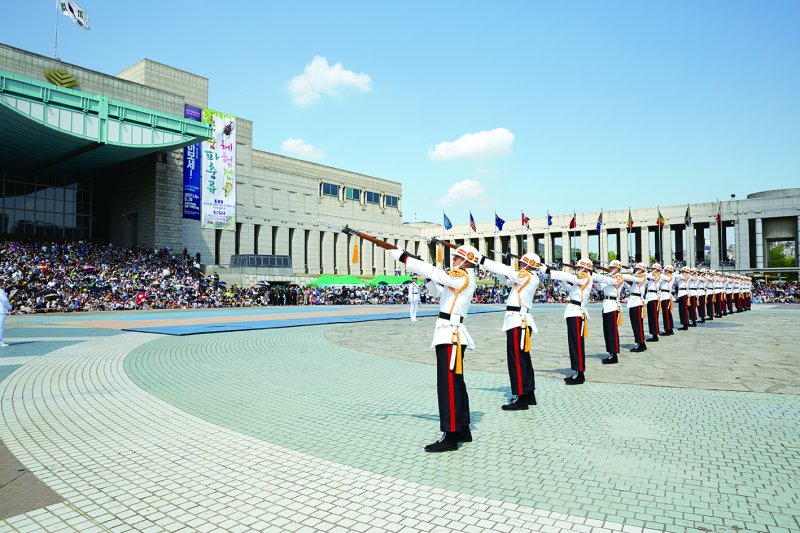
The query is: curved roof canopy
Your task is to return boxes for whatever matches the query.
[0,70,211,175]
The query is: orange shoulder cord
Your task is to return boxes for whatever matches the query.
[637,274,648,318]
[448,268,469,374]
[577,272,590,338]
[614,274,624,326]
[516,270,532,352]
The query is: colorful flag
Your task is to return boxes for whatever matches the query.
[351,242,359,264]
[716,203,722,223]
[521,212,530,229]
[596,210,603,232]
[626,208,634,231]
[684,205,692,227]
[469,211,477,232]
[657,209,665,228]
[58,0,91,30]
[568,211,576,229]
[436,245,443,264]
[495,213,506,231]
[443,212,453,230]
[547,211,553,227]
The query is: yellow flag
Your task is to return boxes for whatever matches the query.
[436,245,443,264]
[351,242,359,264]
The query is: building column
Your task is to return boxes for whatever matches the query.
[580,230,589,261]
[321,231,335,274]
[735,218,749,271]
[640,229,650,264]
[561,231,570,262]
[335,234,348,275]
[307,230,321,275]
[662,227,672,265]
[274,226,289,256]
[544,232,553,264]
[620,228,630,265]
[755,218,764,269]
[710,221,721,270]
[599,228,607,263]
[290,227,304,275]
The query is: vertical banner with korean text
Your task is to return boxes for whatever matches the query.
[200,108,236,230]
[182,104,202,220]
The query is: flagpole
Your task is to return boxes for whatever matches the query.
[54,2,59,59]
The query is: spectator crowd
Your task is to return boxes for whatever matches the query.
[0,241,796,314]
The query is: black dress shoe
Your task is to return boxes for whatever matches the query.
[502,396,529,411]
[425,433,458,452]
[647,336,659,342]
[689,322,697,327]
[456,428,472,442]
[565,373,585,385]
[526,392,537,406]
[602,354,618,364]
[630,344,647,352]
[678,326,689,331]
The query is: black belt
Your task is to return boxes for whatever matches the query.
[660,290,670,293]
[569,300,582,306]
[604,296,617,301]
[438,312,464,323]
[647,289,657,293]
[506,306,521,312]
[630,292,641,297]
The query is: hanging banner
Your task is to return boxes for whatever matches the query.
[182,104,202,220]
[201,108,236,230]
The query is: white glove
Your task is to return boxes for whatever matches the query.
[387,248,404,261]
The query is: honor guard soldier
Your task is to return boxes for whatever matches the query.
[542,258,593,384]
[714,271,724,318]
[0,280,11,347]
[388,244,479,452]
[408,276,422,321]
[622,262,649,351]
[591,260,625,364]
[480,252,544,409]
[702,269,713,322]
[734,275,744,313]
[725,274,735,314]
[674,266,690,330]
[687,268,699,327]
[644,263,663,342]
[659,265,676,336]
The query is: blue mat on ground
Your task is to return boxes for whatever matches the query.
[122,306,505,336]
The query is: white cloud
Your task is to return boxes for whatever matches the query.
[280,138,324,160]
[429,128,515,161]
[289,56,372,107]
[435,179,493,207]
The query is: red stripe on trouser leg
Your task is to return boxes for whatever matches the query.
[514,327,523,395]
[576,318,584,371]
[447,345,456,432]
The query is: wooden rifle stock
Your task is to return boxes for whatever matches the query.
[428,237,458,250]
[337,225,422,260]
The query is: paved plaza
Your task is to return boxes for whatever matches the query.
[0,304,799,532]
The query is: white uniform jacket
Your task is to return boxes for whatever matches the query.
[688,275,698,298]
[675,273,689,298]
[0,289,11,314]
[549,270,591,318]
[408,283,421,303]
[592,272,624,314]
[621,271,648,308]
[644,272,661,303]
[404,257,477,349]
[658,273,675,302]
[481,258,540,332]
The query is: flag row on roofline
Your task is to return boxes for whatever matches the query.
[442,204,725,232]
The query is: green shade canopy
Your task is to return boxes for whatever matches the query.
[306,275,366,287]
[365,275,418,286]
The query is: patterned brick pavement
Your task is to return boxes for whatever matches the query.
[0,305,798,532]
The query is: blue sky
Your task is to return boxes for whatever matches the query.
[6,1,800,225]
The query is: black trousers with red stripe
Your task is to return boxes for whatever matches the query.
[660,299,674,332]
[602,310,620,355]
[706,294,714,318]
[506,327,535,395]
[678,295,688,326]
[697,294,705,318]
[727,294,734,313]
[646,300,660,335]
[566,316,585,373]
[716,294,725,316]
[434,344,470,433]
[689,296,698,323]
[629,306,646,345]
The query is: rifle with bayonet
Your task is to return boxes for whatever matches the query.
[488,249,611,273]
[318,220,421,259]
[427,236,459,250]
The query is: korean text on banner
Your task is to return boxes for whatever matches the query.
[201,109,236,230]
[182,104,202,220]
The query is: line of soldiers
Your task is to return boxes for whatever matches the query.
[386,243,753,453]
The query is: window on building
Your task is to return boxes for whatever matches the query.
[365,191,380,205]
[385,195,398,208]
[321,182,339,197]
[345,187,360,201]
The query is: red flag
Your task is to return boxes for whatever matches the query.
[469,211,477,232]
[568,212,576,229]
[716,204,722,223]
[521,212,530,228]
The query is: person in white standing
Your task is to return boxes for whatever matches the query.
[408,276,422,321]
[0,282,12,346]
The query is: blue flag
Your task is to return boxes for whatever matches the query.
[495,213,505,231]
[596,211,603,231]
[547,211,553,227]
[684,205,692,227]
[443,212,453,230]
